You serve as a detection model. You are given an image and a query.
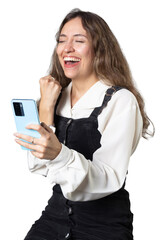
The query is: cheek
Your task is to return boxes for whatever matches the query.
[79,45,90,56]
[77,47,94,66]
[84,49,94,66]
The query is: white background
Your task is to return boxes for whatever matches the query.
[0,0,159,239]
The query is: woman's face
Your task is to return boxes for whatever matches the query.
[56,17,95,81]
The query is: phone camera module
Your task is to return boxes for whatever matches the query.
[13,102,25,116]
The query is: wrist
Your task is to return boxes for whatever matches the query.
[39,98,57,110]
[39,108,54,126]
[39,101,55,112]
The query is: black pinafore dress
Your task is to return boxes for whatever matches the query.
[24,87,133,240]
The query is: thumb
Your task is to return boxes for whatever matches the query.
[40,122,53,133]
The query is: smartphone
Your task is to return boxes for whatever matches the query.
[11,99,41,150]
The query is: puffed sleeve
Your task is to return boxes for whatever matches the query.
[27,151,49,176]
[43,89,143,201]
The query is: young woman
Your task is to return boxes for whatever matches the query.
[14,9,154,240]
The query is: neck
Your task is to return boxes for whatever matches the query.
[71,74,99,107]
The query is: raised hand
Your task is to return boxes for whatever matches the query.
[39,75,62,125]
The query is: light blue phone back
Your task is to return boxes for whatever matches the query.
[11,99,41,150]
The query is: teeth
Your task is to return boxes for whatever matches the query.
[64,57,80,62]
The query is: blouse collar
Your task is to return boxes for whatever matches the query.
[56,80,111,117]
[65,80,110,109]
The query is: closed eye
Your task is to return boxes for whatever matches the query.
[57,40,65,43]
[75,40,84,43]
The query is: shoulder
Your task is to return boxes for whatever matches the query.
[98,81,138,108]
[111,88,139,109]
[103,87,141,119]
[98,87,143,136]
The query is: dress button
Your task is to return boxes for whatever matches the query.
[68,207,72,215]
[65,233,70,239]
[67,119,72,125]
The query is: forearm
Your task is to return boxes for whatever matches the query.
[46,145,122,201]
[39,101,55,126]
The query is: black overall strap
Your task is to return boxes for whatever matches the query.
[90,86,123,118]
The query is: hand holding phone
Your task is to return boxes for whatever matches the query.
[11,99,40,150]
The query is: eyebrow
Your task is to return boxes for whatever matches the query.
[59,34,87,38]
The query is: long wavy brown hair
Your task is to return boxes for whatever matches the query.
[48,8,154,139]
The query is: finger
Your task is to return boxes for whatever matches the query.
[41,122,53,133]
[40,75,55,82]
[40,75,61,86]
[30,150,49,159]
[14,132,33,143]
[14,132,40,145]
[15,138,38,151]
[50,76,55,81]
[47,76,55,82]
[25,124,49,136]
[15,138,47,154]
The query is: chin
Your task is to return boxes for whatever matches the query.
[63,71,79,80]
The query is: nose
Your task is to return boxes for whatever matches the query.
[64,41,75,53]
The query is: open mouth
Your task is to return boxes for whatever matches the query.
[64,57,81,67]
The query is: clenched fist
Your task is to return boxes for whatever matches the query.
[39,75,62,125]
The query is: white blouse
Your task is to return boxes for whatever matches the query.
[27,80,143,201]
